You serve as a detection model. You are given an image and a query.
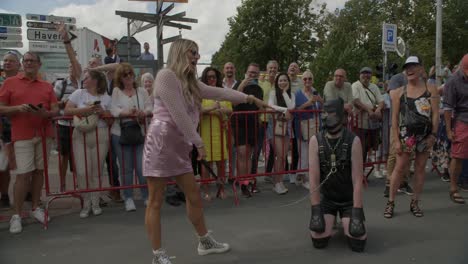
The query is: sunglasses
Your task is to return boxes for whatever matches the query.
[303,77,313,81]
[207,75,217,80]
[123,71,134,78]
[189,49,199,56]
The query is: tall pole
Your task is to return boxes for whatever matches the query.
[156,0,164,70]
[383,51,387,81]
[435,0,443,86]
[127,19,131,62]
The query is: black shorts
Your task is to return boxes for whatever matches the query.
[321,197,353,218]
[57,124,74,156]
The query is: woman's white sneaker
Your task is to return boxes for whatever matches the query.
[152,249,172,264]
[80,207,91,218]
[197,231,230,256]
[125,198,136,212]
[9,214,22,234]
[273,182,288,195]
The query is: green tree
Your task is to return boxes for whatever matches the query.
[212,0,320,76]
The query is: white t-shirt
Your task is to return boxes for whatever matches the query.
[110,87,151,136]
[68,89,112,128]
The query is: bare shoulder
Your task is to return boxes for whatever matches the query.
[389,87,403,100]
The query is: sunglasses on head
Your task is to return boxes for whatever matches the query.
[123,71,133,78]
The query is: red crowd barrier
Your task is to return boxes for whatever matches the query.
[39,108,391,227]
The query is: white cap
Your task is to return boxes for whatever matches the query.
[403,56,421,69]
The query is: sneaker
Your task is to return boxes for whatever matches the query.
[144,199,148,207]
[289,174,297,184]
[273,182,288,195]
[30,208,50,224]
[152,249,172,264]
[441,173,450,182]
[383,186,389,198]
[80,207,91,218]
[197,231,230,256]
[302,181,310,190]
[398,182,414,195]
[458,182,468,192]
[9,214,22,234]
[125,198,136,212]
[165,195,182,207]
[374,170,384,179]
[92,206,102,216]
[240,184,252,198]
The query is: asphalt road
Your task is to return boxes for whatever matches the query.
[1,173,467,264]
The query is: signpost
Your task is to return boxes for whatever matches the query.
[0,13,22,48]
[27,21,76,31]
[116,0,197,69]
[0,13,22,27]
[27,28,64,42]
[29,41,66,53]
[0,27,21,34]
[382,23,398,81]
[0,34,22,41]
[26,14,76,24]
[0,42,23,48]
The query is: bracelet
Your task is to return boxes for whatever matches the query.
[63,40,71,44]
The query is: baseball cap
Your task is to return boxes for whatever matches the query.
[403,56,421,69]
[360,67,372,74]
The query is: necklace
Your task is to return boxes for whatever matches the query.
[323,131,344,170]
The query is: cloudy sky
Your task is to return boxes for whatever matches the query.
[1,0,348,66]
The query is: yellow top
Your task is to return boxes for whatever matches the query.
[200,99,232,161]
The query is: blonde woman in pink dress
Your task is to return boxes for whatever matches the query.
[143,39,269,264]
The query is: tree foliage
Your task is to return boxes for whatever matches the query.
[213,0,468,89]
[211,0,322,77]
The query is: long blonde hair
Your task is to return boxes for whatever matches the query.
[165,39,201,110]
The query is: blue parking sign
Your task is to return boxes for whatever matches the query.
[387,29,394,42]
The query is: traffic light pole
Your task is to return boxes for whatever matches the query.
[435,0,442,86]
[156,0,164,70]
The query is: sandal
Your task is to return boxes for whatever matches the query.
[450,190,465,204]
[384,200,394,218]
[410,199,424,217]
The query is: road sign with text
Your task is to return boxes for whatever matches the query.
[27,21,76,31]
[29,41,66,53]
[26,14,76,24]
[0,27,22,34]
[0,41,23,48]
[382,23,397,52]
[27,28,63,42]
[0,34,22,41]
[0,13,22,27]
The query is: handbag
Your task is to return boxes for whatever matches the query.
[274,114,287,136]
[300,119,317,141]
[401,86,432,133]
[73,114,98,133]
[119,90,145,145]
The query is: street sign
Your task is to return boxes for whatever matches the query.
[26,14,76,24]
[0,41,23,48]
[382,23,397,52]
[0,27,22,34]
[27,21,76,31]
[0,34,22,41]
[29,41,66,53]
[0,13,22,27]
[27,29,63,42]
[116,36,141,58]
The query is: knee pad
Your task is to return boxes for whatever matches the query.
[347,237,366,252]
[311,236,330,249]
